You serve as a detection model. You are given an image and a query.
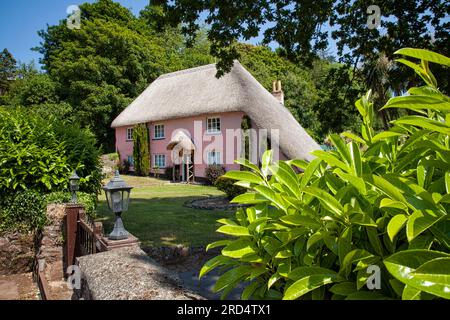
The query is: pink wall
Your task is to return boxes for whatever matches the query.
[115,111,286,178]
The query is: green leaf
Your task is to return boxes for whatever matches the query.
[382,95,450,112]
[261,149,273,176]
[268,273,281,289]
[222,239,256,258]
[217,225,250,237]
[342,249,376,277]
[394,116,450,135]
[409,257,450,299]
[223,170,265,184]
[302,186,344,216]
[384,250,450,298]
[329,134,351,165]
[311,150,350,172]
[307,230,326,250]
[380,198,408,211]
[235,158,260,173]
[349,141,362,176]
[299,157,322,189]
[341,131,366,145]
[402,285,422,300]
[334,169,366,194]
[406,210,442,242]
[283,268,341,300]
[254,185,286,210]
[329,282,357,296]
[206,240,232,251]
[241,281,259,300]
[214,265,253,292]
[199,255,233,278]
[349,213,377,227]
[387,214,408,241]
[445,171,450,194]
[230,193,267,204]
[270,161,299,197]
[280,214,320,229]
[395,48,450,67]
[338,227,352,266]
[371,131,403,143]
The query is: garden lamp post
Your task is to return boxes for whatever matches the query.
[102,170,133,240]
[69,171,80,203]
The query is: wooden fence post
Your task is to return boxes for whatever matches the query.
[64,204,84,271]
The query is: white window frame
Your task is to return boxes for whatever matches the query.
[207,151,222,165]
[154,124,165,139]
[153,154,166,168]
[206,117,221,134]
[127,155,134,167]
[126,127,133,141]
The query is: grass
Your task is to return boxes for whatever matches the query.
[96,175,229,248]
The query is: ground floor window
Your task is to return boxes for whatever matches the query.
[207,151,221,165]
[154,154,166,168]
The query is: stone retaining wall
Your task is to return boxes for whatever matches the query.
[0,231,36,275]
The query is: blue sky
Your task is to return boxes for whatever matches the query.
[0,0,149,66]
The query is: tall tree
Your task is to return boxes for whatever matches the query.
[34,0,212,151]
[156,0,449,85]
[0,49,17,95]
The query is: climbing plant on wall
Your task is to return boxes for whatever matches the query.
[240,115,252,171]
[132,123,150,176]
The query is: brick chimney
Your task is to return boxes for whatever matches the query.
[272,80,284,105]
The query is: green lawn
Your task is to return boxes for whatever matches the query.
[96,175,229,247]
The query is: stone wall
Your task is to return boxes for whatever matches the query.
[0,231,36,275]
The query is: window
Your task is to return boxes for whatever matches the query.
[207,151,221,165]
[126,128,133,141]
[154,124,165,139]
[154,154,166,168]
[127,155,134,167]
[207,117,221,134]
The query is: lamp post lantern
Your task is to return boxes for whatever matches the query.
[69,171,80,203]
[102,170,133,240]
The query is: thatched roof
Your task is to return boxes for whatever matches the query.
[111,61,320,161]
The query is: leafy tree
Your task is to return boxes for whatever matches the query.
[156,0,449,103]
[0,48,17,95]
[312,63,365,138]
[7,73,58,107]
[34,0,213,151]
[201,48,450,300]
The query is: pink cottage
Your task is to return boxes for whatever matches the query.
[111,61,320,182]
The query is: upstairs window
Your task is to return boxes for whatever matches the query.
[154,124,165,139]
[207,117,221,134]
[126,128,133,141]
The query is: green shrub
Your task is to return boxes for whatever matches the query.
[44,191,97,217]
[0,109,103,196]
[53,124,103,194]
[206,164,226,185]
[0,190,46,232]
[201,48,450,300]
[214,177,246,200]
